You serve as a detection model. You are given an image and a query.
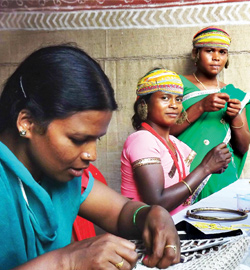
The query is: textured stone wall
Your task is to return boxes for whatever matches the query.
[1,1,250,192]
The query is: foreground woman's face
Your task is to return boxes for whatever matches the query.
[27,110,112,182]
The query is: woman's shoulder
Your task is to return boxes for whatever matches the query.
[123,130,162,153]
[179,74,200,92]
[180,74,193,81]
[125,130,155,140]
[179,74,195,83]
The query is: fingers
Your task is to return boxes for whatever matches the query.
[111,253,137,270]
[217,93,230,102]
[118,237,137,250]
[87,234,138,270]
[216,142,230,151]
[217,142,227,148]
[213,93,230,106]
[142,227,180,268]
[227,105,241,114]
[111,238,138,269]
[163,244,181,264]
[226,99,241,117]
[206,143,231,175]
[228,98,241,105]
[216,142,231,156]
[215,143,232,165]
[157,243,180,268]
[203,93,229,112]
[140,206,180,268]
[143,240,180,269]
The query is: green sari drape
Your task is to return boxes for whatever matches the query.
[178,75,250,202]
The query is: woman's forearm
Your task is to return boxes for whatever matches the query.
[140,143,231,212]
[117,200,151,238]
[145,165,209,212]
[230,111,250,155]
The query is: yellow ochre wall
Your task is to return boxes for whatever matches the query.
[1,1,250,192]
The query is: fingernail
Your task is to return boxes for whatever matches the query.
[143,255,148,261]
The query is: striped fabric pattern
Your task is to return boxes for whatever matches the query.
[193,26,231,49]
[136,69,184,97]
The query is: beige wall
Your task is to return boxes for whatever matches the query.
[1,2,250,192]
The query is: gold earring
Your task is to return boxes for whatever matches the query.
[137,100,148,121]
[19,130,27,137]
[176,110,188,125]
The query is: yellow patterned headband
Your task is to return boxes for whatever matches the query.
[193,26,231,50]
[136,69,184,97]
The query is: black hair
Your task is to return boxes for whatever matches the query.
[0,44,117,133]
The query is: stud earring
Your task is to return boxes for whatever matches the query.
[19,130,27,137]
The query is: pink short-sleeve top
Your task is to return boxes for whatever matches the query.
[121,130,192,215]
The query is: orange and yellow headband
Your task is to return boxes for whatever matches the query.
[136,69,183,97]
[193,26,231,50]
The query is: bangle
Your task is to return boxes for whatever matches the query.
[186,207,248,221]
[181,180,193,195]
[231,122,244,129]
[133,205,151,227]
[186,116,192,124]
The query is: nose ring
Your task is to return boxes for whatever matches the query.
[84,152,91,158]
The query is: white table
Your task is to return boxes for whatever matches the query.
[173,178,250,229]
[134,179,250,269]
[172,178,250,269]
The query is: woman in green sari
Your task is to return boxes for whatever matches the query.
[171,26,250,202]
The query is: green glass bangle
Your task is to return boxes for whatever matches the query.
[133,205,151,227]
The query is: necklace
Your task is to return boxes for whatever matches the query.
[193,73,220,90]
[141,122,186,181]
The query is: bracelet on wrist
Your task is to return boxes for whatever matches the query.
[181,180,193,195]
[185,113,192,124]
[186,117,191,124]
[231,122,244,129]
[133,205,151,228]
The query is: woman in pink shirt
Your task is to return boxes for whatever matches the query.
[121,68,231,215]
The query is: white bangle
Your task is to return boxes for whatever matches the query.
[231,122,244,129]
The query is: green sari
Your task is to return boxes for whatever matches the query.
[178,75,250,202]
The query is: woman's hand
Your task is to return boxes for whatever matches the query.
[200,93,229,112]
[61,234,138,270]
[11,234,138,270]
[226,98,241,119]
[200,143,231,175]
[139,205,180,269]
[171,93,230,136]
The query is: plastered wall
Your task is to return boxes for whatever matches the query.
[1,2,250,192]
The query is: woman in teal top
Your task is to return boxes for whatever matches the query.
[171,27,250,202]
[0,45,180,269]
